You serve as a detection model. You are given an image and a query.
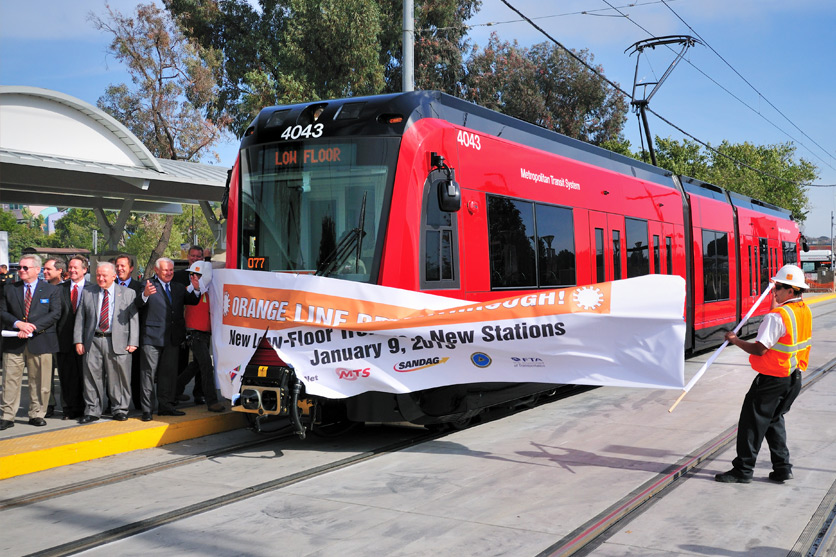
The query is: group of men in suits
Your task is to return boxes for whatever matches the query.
[0,250,220,429]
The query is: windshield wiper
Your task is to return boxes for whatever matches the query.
[316,191,367,277]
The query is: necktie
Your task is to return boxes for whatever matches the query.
[24,284,32,319]
[99,290,109,332]
[71,284,79,313]
[121,281,127,287]
[164,282,172,302]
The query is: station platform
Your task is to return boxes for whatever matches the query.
[1,293,836,555]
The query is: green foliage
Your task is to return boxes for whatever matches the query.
[650,138,814,222]
[91,3,229,161]
[0,208,55,261]
[463,34,627,144]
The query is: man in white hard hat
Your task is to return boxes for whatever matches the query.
[175,261,224,412]
[716,264,812,484]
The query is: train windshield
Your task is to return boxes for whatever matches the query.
[239,137,398,281]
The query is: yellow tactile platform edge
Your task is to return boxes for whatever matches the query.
[0,409,247,480]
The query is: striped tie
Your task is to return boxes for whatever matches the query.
[24,284,32,320]
[99,290,109,332]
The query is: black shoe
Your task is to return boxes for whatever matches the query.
[78,415,100,424]
[193,397,205,405]
[0,419,15,430]
[112,413,128,422]
[45,406,55,418]
[715,469,752,483]
[208,403,226,412]
[769,470,794,483]
[28,417,47,427]
[176,394,190,401]
[158,409,186,416]
[141,412,153,422]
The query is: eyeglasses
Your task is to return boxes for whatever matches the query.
[19,266,31,271]
[189,272,201,277]
[774,283,792,291]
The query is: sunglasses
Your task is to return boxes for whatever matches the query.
[19,266,33,271]
[774,283,793,291]
[189,272,201,277]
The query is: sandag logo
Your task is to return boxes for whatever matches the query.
[335,367,370,381]
[394,357,449,373]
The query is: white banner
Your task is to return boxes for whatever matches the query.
[208,271,686,400]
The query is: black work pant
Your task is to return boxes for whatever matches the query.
[176,331,217,406]
[732,370,802,478]
[57,351,85,417]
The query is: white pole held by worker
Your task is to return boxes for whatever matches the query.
[669,282,775,413]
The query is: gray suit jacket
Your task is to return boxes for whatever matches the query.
[73,284,139,354]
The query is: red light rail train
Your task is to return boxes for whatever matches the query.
[221,91,803,433]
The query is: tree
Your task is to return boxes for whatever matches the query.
[91,3,230,273]
[651,137,814,222]
[91,3,229,161]
[462,35,628,144]
[378,0,481,94]
[165,0,387,136]
[0,208,52,261]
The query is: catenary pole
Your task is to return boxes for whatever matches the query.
[669,282,775,413]
[402,0,414,92]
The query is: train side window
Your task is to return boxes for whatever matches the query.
[612,230,622,279]
[487,196,536,288]
[625,218,649,278]
[421,177,459,288]
[782,241,797,265]
[748,245,754,295]
[534,203,575,287]
[758,238,769,293]
[653,234,660,274]
[595,228,605,282]
[703,230,729,302]
[666,236,672,275]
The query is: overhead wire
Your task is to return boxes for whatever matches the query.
[602,0,836,172]
[660,0,836,169]
[496,0,835,188]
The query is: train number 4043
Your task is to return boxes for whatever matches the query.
[457,129,481,150]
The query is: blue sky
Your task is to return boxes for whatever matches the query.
[2,0,834,238]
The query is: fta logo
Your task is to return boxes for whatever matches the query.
[335,367,370,381]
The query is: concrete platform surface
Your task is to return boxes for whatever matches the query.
[1,293,835,556]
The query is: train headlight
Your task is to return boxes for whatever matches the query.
[241,389,260,410]
[261,389,279,412]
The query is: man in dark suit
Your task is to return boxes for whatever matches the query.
[136,257,199,421]
[55,255,88,420]
[172,245,205,404]
[74,262,139,423]
[114,253,144,410]
[0,255,60,430]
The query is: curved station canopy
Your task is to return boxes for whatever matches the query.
[0,86,230,250]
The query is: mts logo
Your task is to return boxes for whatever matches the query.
[336,368,371,381]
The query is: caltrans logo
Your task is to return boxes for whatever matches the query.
[394,357,449,373]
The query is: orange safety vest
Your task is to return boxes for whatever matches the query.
[750,300,812,377]
[185,292,211,332]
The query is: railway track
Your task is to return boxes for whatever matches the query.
[539,355,836,557]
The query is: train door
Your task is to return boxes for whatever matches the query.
[589,212,625,282]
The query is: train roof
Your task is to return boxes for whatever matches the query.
[243,90,676,190]
[243,91,794,222]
